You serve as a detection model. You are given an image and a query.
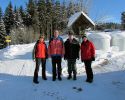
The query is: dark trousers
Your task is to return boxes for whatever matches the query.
[84,60,93,81]
[67,59,77,75]
[52,56,62,79]
[33,58,46,81]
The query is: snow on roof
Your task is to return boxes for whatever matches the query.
[88,32,111,39]
[68,11,95,27]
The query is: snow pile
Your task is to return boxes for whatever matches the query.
[88,32,111,51]
[110,31,125,51]
[1,43,35,59]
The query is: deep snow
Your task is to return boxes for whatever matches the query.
[0,35,125,100]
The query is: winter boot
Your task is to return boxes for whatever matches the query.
[33,80,39,84]
[42,73,47,80]
[33,72,39,84]
[33,76,39,84]
[67,74,72,80]
[42,77,47,80]
[58,75,62,81]
[73,74,77,80]
[86,79,93,83]
[52,75,56,81]
[52,77,56,81]
[42,69,47,80]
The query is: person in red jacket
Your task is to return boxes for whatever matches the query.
[48,30,65,81]
[32,34,48,84]
[81,34,95,83]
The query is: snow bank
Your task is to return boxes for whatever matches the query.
[0,43,35,60]
[110,31,125,51]
[88,32,111,51]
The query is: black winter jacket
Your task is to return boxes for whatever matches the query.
[64,38,80,60]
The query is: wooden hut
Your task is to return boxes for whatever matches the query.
[68,11,95,35]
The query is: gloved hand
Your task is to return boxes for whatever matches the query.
[91,56,95,61]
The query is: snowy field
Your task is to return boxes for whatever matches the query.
[0,34,125,100]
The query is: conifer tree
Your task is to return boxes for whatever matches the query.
[26,0,39,33]
[60,0,68,30]
[46,0,53,38]
[67,0,75,18]
[0,7,6,49]
[14,9,24,28]
[37,0,46,34]
[4,2,15,34]
[19,6,28,26]
[53,0,61,29]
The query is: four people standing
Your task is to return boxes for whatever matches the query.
[33,30,95,84]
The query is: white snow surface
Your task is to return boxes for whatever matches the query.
[0,33,125,100]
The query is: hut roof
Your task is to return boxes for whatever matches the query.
[68,11,95,28]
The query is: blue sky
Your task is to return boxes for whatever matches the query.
[0,0,28,11]
[0,0,125,23]
[90,0,125,23]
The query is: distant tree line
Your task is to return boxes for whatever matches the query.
[0,0,91,48]
[95,22,121,31]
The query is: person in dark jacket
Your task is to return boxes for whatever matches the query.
[64,31,80,80]
[32,34,48,84]
[81,34,95,83]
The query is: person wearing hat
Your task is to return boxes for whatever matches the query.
[32,34,48,84]
[81,34,95,83]
[64,31,80,80]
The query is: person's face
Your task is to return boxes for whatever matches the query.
[83,37,87,42]
[39,37,44,42]
[54,30,59,38]
[69,35,74,40]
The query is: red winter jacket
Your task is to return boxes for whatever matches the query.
[33,40,48,59]
[48,37,65,57]
[81,40,95,61]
